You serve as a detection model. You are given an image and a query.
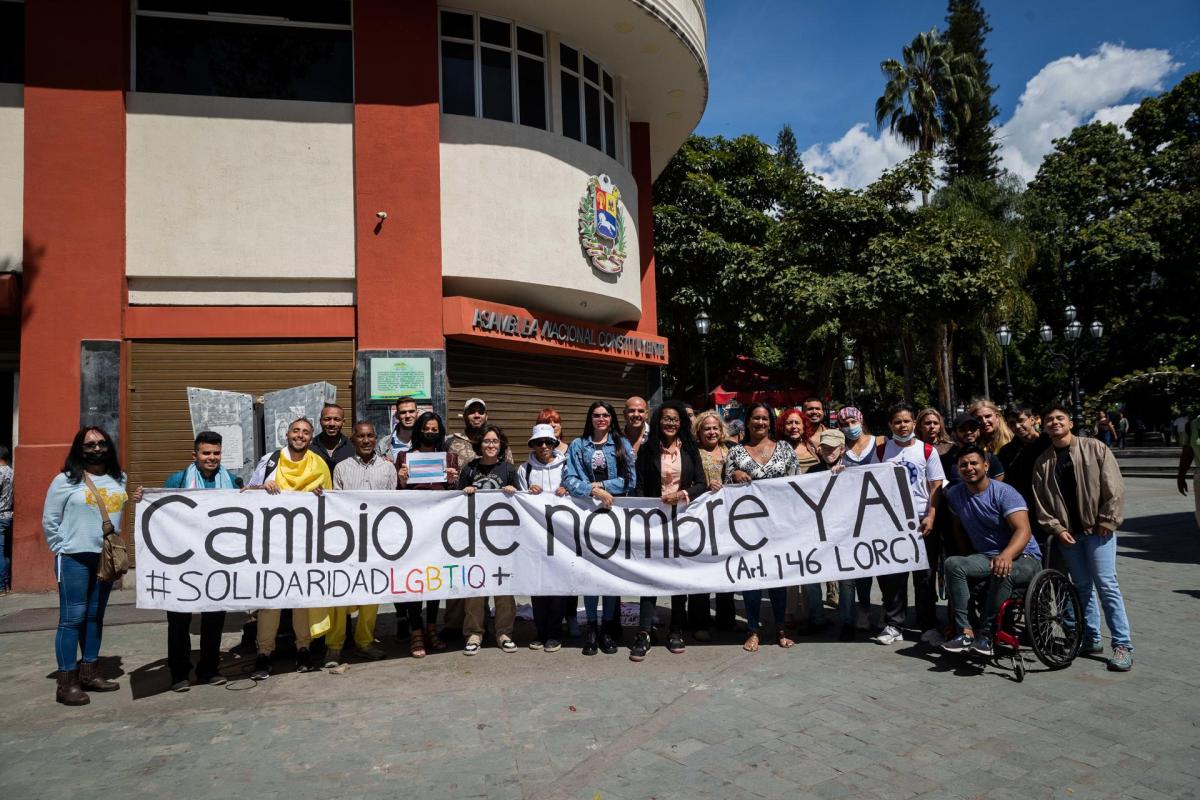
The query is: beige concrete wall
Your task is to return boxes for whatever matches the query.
[440,114,641,325]
[0,84,22,271]
[125,93,355,305]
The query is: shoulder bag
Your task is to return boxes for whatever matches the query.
[83,473,129,582]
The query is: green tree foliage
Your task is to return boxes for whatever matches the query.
[1022,73,1200,408]
[775,123,801,169]
[942,0,1000,182]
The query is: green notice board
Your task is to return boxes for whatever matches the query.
[369,357,432,401]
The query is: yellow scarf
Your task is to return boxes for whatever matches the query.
[274,450,332,492]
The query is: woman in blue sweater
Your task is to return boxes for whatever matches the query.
[563,400,636,656]
[42,426,128,705]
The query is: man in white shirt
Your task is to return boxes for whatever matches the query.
[871,403,945,646]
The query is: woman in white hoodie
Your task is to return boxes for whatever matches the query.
[518,424,570,651]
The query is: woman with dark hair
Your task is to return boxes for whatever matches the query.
[724,403,802,651]
[395,411,460,658]
[630,401,709,661]
[564,400,637,656]
[42,426,127,705]
[459,424,521,655]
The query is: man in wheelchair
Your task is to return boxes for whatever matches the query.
[941,445,1042,657]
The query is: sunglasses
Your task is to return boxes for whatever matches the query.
[531,438,557,448]
[591,412,612,419]
[82,442,110,451]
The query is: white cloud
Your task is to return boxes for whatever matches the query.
[800,43,1178,190]
[1088,103,1140,129]
[800,124,912,190]
[997,44,1178,181]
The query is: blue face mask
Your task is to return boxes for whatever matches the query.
[893,431,916,444]
[844,425,863,441]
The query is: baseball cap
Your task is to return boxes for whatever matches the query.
[528,423,559,446]
[953,413,980,430]
[819,429,846,447]
[463,398,487,414]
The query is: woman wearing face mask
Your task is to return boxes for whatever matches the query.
[459,425,521,655]
[969,399,1014,452]
[834,407,876,639]
[870,403,946,646]
[42,427,128,705]
[725,403,802,651]
[519,424,571,651]
[694,411,734,634]
[563,400,637,656]
[395,411,460,658]
[630,401,709,661]
[916,408,954,456]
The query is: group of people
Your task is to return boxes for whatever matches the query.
[40,392,1135,706]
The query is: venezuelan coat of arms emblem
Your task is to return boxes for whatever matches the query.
[578,174,627,274]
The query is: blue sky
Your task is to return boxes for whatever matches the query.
[696,0,1199,186]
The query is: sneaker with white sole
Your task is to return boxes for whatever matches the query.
[871,625,903,645]
[941,633,974,654]
[1107,645,1133,672]
[970,636,993,657]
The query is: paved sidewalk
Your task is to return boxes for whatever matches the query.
[1,478,1197,800]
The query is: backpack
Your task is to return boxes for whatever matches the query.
[261,449,282,481]
[875,438,934,463]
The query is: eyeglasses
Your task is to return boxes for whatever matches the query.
[82,442,109,451]
[591,412,612,419]
[661,418,681,426]
[481,439,501,446]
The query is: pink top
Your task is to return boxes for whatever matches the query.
[660,443,681,494]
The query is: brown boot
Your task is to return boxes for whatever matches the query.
[56,670,91,706]
[78,660,119,692]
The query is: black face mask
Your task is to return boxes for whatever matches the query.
[418,431,442,446]
[82,450,107,465]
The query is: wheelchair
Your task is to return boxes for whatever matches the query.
[953,563,1083,682]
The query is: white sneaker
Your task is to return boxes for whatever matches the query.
[871,625,903,645]
[856,608,870,630]
[919,628,946,647]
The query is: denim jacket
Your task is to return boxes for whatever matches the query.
[563,435,636,498]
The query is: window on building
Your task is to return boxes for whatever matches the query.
[133,1,353,103]
[559,44,617,158]
[0,1,23,85]
[439,10,547,130]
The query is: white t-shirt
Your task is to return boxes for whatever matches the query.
[878,438,946,517]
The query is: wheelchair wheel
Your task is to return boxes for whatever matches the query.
[1025,568,1082,669]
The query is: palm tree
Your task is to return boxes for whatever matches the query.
[875,28,979,408]
[875,29,979,206]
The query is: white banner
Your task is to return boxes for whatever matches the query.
[133,463,927,612]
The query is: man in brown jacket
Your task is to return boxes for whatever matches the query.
[1032,405,1133,672]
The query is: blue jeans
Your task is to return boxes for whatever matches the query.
[1060,532,1133,650]
[55,552,113,671]
[0,516,11,590]
[837,577,871,627]
[583,595,618,624]
[743,587,787,632]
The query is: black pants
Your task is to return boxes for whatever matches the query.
[879,535,941,631]
[637,595,704,631]
[532,596,567,641]
[714,592,737,629]
[398,600,439,630]
[167,610,226,683]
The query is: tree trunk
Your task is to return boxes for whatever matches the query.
[933,321,953,411]
[900,331,915,404]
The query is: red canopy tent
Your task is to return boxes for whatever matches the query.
[706,355,815,409]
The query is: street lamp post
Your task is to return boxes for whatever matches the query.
[1041,304,1103,431]
[694,310,711,406]
[995,322,1014,410]
[843,352,857,403]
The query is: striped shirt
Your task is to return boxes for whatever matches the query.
[332,454,397,490]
